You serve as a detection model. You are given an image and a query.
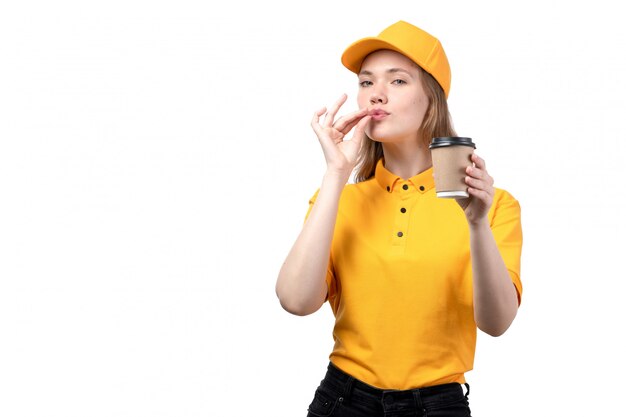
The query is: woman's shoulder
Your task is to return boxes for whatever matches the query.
[493,187,520,206]
[346,177,377,191]
[490,187,522,224]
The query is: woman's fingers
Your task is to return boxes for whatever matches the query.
[313,101,370,142]
[471,153,486,170]
[332,108,369,133]
[466,155,494,184]
[311,107,326,127]
[314,107,327,119]
[311,107,334,140]
[350,115,371,148]
[467,186,491,202]
[465,175,493,194]
[323,94,348,128]
[459,153,496,221]
[312,97,370,156]
[466,166,489,182]
[314,94,368,133]
[464,153,494,198]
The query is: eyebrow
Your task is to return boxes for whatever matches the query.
[359,68,416,78]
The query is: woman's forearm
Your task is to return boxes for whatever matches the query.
[275,170,347,316]
[469,218,519,336]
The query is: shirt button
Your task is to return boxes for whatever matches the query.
[397,231,403,237]
[419,185,425,191]
[400,208,406,213]
[402,184,409,190]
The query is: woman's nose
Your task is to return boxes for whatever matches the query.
[370,91,387,105]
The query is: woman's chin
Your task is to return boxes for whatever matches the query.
[366,129,386,143]
[366,126,398,143]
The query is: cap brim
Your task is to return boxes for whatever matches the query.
[341,37,409,74]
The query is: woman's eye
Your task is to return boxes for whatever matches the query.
[359,80,373,87]
[392,79,407,85]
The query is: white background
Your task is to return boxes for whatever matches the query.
[1,1,624,416]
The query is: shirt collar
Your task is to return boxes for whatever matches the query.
[374,159,435,194]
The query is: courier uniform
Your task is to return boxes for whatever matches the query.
[305,159,523,390]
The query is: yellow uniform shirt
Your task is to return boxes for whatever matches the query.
[306,159,522,390]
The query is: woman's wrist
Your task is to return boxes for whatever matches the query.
[467,216,490,233]
[323,167,352,186]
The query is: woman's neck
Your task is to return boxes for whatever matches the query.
[381,140,432,180]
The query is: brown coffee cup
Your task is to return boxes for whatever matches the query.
[429,137,476,198]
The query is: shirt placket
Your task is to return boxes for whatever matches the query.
[392,181,414,248]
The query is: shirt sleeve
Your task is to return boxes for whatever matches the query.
[490,189,523,305]
[304,189,337,303]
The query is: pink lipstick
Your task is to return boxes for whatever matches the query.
[369,109,389,121]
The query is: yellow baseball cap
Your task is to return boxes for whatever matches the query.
[341,20,451,98]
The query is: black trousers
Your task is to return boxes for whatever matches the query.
[307,362,472,417]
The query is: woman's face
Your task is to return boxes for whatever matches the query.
[357,49,429,145]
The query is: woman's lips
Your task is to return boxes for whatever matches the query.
[369,109,389,121]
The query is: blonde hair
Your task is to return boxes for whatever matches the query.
[354,66,457,183]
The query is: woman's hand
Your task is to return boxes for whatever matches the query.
[456,153,494,225]
[311,94,371,178]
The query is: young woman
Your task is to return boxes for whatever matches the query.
[276,20,522,417]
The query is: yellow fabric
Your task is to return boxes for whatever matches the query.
[305,159,522,390]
